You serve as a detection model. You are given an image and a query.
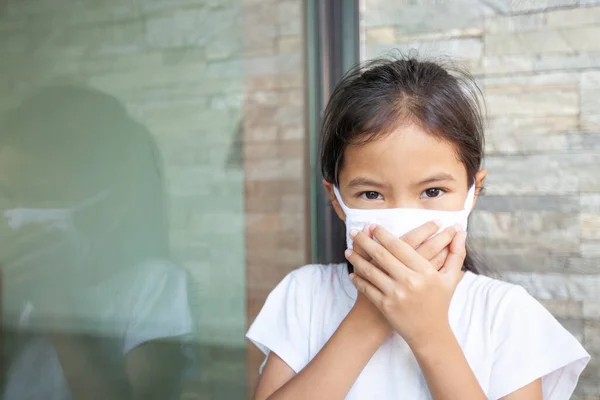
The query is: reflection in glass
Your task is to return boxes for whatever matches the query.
[0,86,195,400]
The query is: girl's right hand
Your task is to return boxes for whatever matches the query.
[400,221,460,271]
[350,221,459,330]
[351,226,390,333]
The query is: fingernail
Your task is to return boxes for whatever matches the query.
[349,273,356,281]
[433,219,442,227]
[369,223,377,231]
[345,249,353,258]
[453,223,464,232]
[350,229,358,238]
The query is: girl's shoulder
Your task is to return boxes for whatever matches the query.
[459,273,589,399]
[279,262,354,300]
[461,270,519,296]
[285,265,535,315]
[284,262,348,284]
[246,263,350,373]
[459,271,537,309]
[456,271,558,331]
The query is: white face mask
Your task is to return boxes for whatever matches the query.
[1,191,110,275]
[3,190,110,231]
[4,208,73,231]
[333,185,476,249]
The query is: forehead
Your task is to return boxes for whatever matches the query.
[338,123,466,185]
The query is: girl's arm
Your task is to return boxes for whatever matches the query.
[348,226,543,400]
[52,334,188,400]
[413,330,542,400]
[411,328,485,400]
[253,222,458,400]
[253,294,389,400]
[51,332,133,400]
[500,380,542,400]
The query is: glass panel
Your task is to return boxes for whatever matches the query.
[0,1,308,399]
[361,0,598,397]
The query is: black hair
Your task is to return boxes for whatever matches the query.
[1,85,170,280]
[320,56,486,274]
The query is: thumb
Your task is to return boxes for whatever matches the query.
[440,231,467,282]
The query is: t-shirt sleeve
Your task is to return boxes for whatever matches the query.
[123,262,194,354]
[488,286,590,400]
[246,269,311,374]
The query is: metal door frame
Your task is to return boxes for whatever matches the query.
[305,0,360,264]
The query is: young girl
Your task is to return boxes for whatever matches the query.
[246,58,590,399]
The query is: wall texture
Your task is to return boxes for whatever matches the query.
[242,0,308,397]
[362,0,600,398]
[0,0,308,399]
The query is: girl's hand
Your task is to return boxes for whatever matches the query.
[351,226,390,335]
[400,221,458,271]
[346,224,468,350]
[349,222,460,337]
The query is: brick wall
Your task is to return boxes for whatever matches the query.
[242,0,308,396]
[362,0,600,398]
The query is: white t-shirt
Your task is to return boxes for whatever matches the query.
[3,259,194,400]
[246,263,590,400]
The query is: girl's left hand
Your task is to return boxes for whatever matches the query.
[345,224,468,351]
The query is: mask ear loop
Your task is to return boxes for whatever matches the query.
[332,185,351,212]
[463,185,477,211]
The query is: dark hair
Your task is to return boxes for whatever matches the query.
[320,56,486,274]
[2,85,170,280]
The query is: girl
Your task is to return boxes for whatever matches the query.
[246,58,590,399]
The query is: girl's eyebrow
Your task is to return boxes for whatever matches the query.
[414,173,456,187]
[347,177,389,189]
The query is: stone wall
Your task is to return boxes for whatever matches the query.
[362,1,600,398]
[242,0,307,397]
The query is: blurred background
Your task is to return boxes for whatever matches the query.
[0,0,597,399]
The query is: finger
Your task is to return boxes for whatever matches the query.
[400,220,440,249]
[370,225,430,275]
[353,226,373,262]
[416,225,459,261]
[345,248,394,293]
[440,231,468,280]
[349,273,384,306]
[428,248,448,271]
[351,229,410,279]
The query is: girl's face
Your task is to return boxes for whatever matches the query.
[325,123,487,220]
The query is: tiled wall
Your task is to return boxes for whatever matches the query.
[362,0,600,397]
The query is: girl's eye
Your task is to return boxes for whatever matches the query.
[360,191,382,200]
[422,188,444,198]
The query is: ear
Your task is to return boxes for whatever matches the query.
[472,169,487,209]
[322,179,346,222]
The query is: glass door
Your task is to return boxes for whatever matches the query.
[0,1,309,399]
